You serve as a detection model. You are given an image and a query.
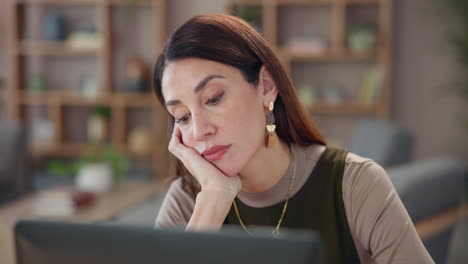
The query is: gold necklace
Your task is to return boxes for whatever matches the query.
[232,150,296,237]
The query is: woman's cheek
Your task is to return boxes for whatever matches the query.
[180,129,191,146]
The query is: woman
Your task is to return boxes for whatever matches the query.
[153,14,433,263]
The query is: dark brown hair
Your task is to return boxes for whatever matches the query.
[153,14,326,196]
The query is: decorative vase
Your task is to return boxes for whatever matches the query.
[79,75,99,98]
[128,127,154,156]
[323,82,345,105]
[125,56,149,93]
[297,83,317,107]
[87,115,108,142]
[75,163,113,194]
[28,74,46,93]
[30,118,54,147]
[347,27,376,55]
[43,12,67,41]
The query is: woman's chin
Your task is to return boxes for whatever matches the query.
[214,164,239,177]
[212,150,248,177]
[218,168,237,177]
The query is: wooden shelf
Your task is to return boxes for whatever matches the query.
[16,0,103,5]
[20,91,111,106]
[7,0,170,180]
[19,91,50,105]
[227,0,391,117]
[124,149,157,158]
[308,101,376,115]
[345,0,379,5]
[61,94,112,106]
[19,91,157,107]
[228,0,264,5]
[283,48,378,62]
[18,41,100,56]
[15,0,159,6]
[108,0,158,5]
[30,143,94,157]
[277,0,335,6]
[232,0,380,6]
[31,142,156,157]
[30,143,62,156]
[113,92,158,107]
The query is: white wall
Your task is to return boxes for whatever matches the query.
[0,0,6,81]
[392,0,468,161]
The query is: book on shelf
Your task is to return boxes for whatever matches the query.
[358,66,383,105]
[34,186,96,216]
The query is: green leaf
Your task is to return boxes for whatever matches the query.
[92,106,111,119]
[46,143,130,183]
[47,160,72,178]
[438,0,468,133]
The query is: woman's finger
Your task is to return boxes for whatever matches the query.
[169,126,184,156]
[167,125,237,190]
[168,126,200,173]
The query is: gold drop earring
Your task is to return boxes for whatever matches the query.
[266,101,276,148]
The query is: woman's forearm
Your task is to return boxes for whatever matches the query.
[185,187,236,232]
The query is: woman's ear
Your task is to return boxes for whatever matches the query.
[258,65,278,107]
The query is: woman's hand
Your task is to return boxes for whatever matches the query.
[168,126,241,196]
[168,126,241,231]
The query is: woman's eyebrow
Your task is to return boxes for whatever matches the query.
[165,74,225,107]
[194,74,224,93]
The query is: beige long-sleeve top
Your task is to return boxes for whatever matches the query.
[155,144,434,264]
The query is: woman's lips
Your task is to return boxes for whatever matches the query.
[202,145,230,162]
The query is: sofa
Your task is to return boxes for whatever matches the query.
[0,121,31,205]
[349,118,467,264]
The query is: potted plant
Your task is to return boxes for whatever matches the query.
[439,0,468,131]
[347,23,377,55]
[438,0,468,200]
[0,77,5,117]
[231,5,262,32]
[87,106,111,143]
[47,143,130,193]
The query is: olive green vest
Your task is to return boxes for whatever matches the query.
[223,147,360,264]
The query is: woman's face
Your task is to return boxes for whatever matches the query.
[161,58,274,176]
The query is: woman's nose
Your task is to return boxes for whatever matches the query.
[192,112,215,141]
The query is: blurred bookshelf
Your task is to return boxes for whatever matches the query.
[0,78,5,119]
[226,0,392,119]
[17,41,100,56]
[5,0,170,180]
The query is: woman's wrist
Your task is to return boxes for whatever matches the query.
[201,183,240,197]
[186,187,237,232]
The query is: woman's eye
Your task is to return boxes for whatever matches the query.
[206,93,223,105]
[175,114,191,125]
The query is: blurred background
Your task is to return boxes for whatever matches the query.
[0,0,467,264]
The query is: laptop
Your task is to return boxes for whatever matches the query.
[15,220,324,264]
